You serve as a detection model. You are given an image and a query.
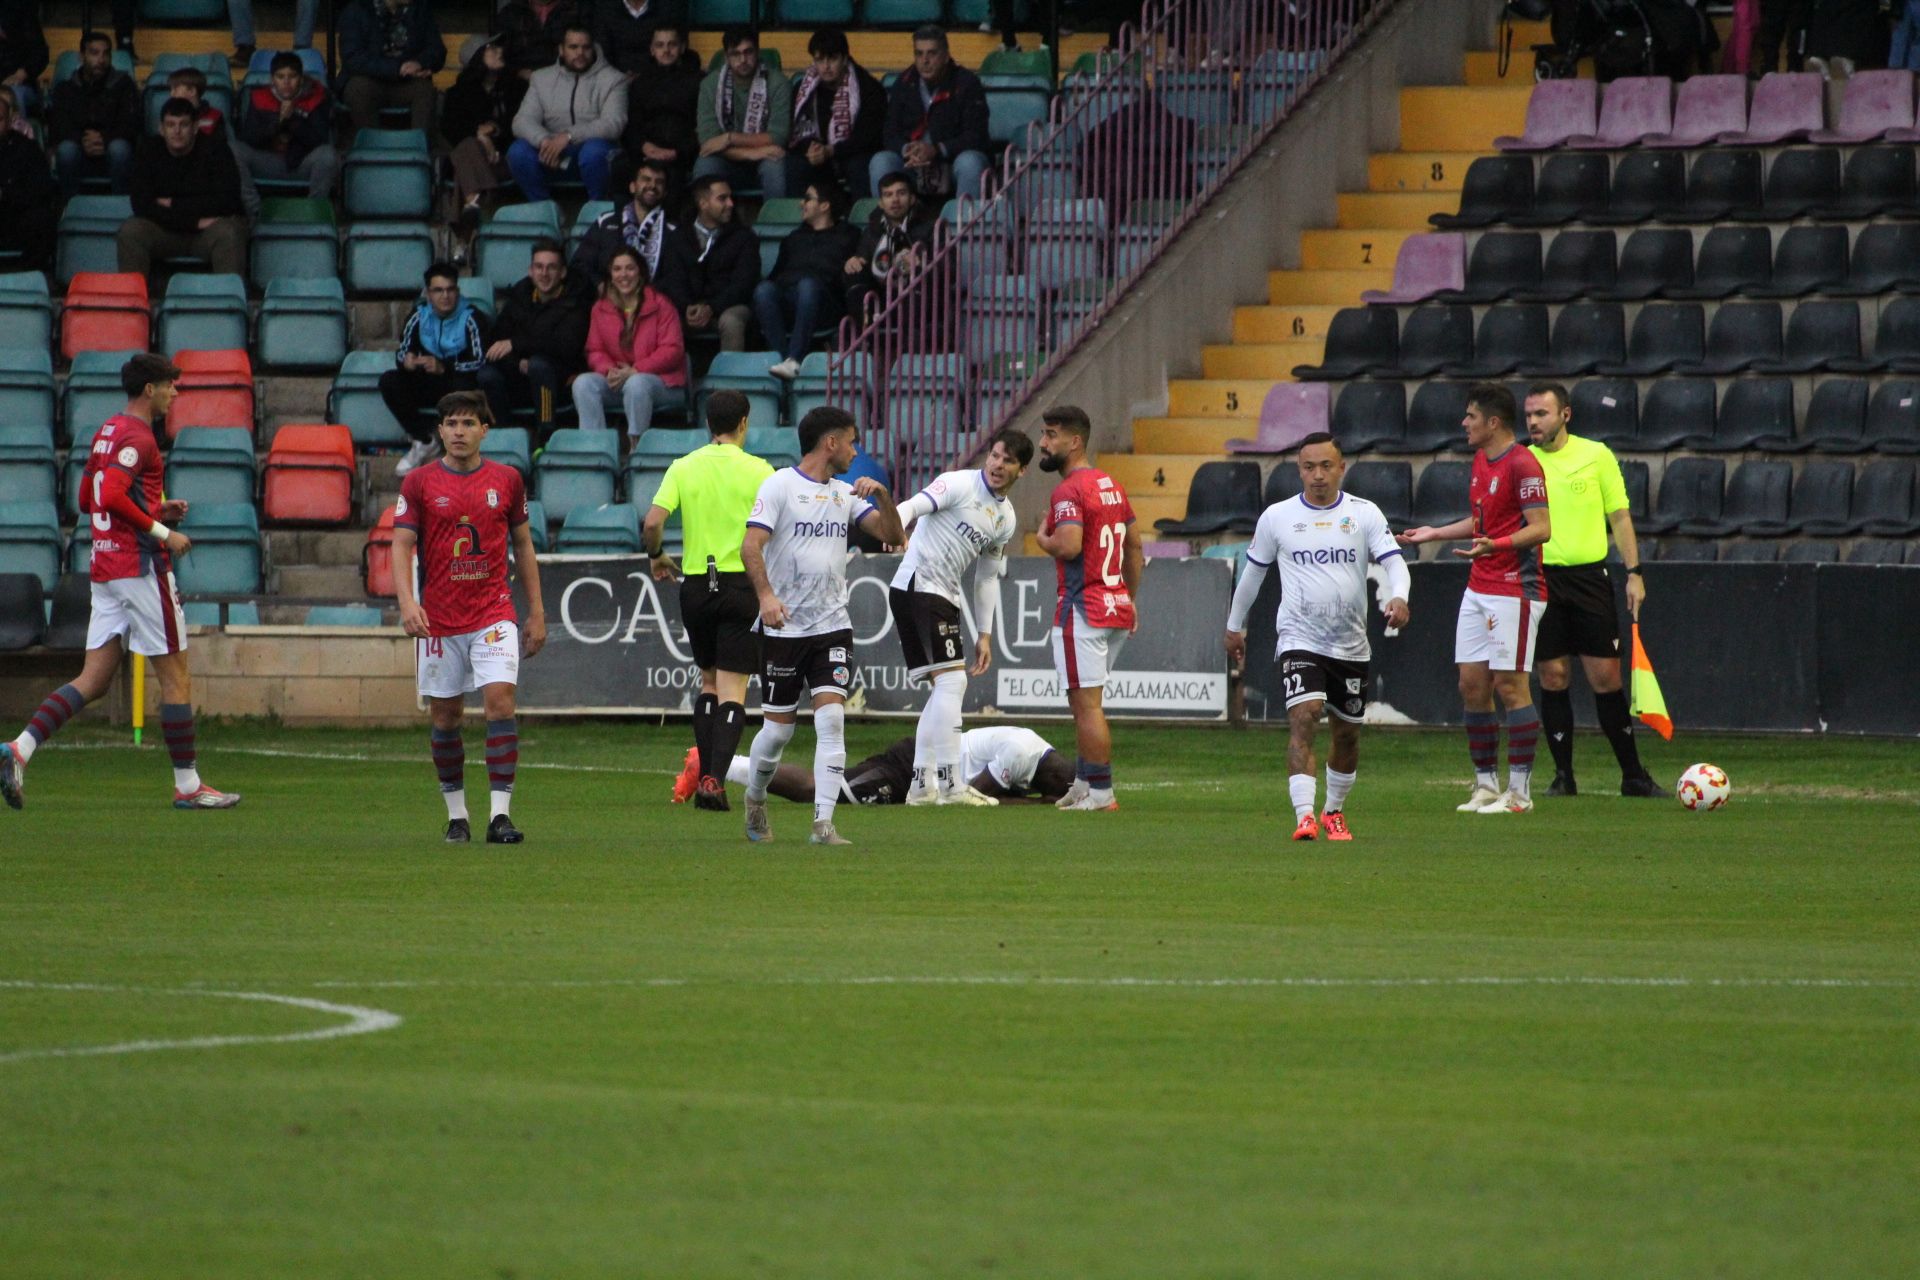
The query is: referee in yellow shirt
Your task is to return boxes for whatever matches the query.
[1523,384,1660,798]
[644,390,774,811]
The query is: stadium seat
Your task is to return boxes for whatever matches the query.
[61,422,104,519]
[0,427,56,505]
[1381,304,1473,378]
[1342,461,1413,526]
[566,201,615,259]
[1513,230,1616,303]
[304,604,385,627]
[941,198,1012,285]
[1228,382,1332,454]
[0,272,53,353]
[625,458,671,518]
[1429,156,1532,229]
[1596,302,1705,376]
[1761,378,1864,453]
[984,76,1054,148]
[1712,460,1794,536]
[43,572,92,650]
[1569,378,1638,449]
[61,273,151,360]
[345,222,435,296]
[1620,459,1652,523]
[170,349,256,438]
[360,505,397,596]
[535,429,620,525]
[1566,75,1673,149]
[883,354,967,457]
[1435,232,1541,304]
[1855,461,1920,534]
[1360,233,1467,305]
[1051,280,1106,350]
[1828,224,1920,298]
[1846,538,1910,564]
[1718,71,1823,145]
[753,197,806,276]
[1751,300,1859,374]
[1808,68,1914,144]
[521,499,550,553]
[1329,381,1408,454]
[698,352,785,430]
[459,275,497,324]
[480,427,534,479]
[1686,379,1792,452]
[1674,302,1782,375]
[1379,382,1471,455]
[1781,539,1840,563]
[1154,461,1262,536]
[1735,148,1842,223]
[1443,305,1547,378]
[1816,146,1920,219]
[789,350,874,427]
[0,501,62,590]
[0,348,55,435]
[1641,456,1724,535]
[1748,225,1849,300]
[1669,226,1771,300]
[0,572,45,650]
[1114,202,1182,282]
[1864,381,1920,454]
[1662,149,1762,224]
[1722,540,1779,563]
[263,424,356,525]
[165,427,257,507]
[258,278,350,371]
[1837,297,1920,374]
[1292,307,1397,380]
[1523,302,1624,376]
[1494,79,1598,152]
[690,0,753,24]
[1596,228,1694,301]
[1243,48,1323,123]
[155,272,251,359]
[342,129,434,220]
[250,198,339,284]
[1410,459,1470,527]
[1786,460,1858,535]
[1586,151,1687,226]
[1508,153,1608,227]
[476,201,564,293]
[56,196,135,286]
[1645,74,1750,147]
[329,350,410,449]
[1634,378,1717,452]
[1026,200,1108,292]
[962,275,1046,365]
[557,503,644,554]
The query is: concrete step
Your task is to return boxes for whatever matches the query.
[1131,417,1252,454]
[1398,86,1531,151]
[1299,228,1413,272]
[1101,454,1210,497]
[265,529,368,569]
[1233,304,1344,343]
[1337,191,1447,230]
[273,565,367,597]
[1168,380,1269,418]
[1203,343,1321,380]
[1266,269,1390,305]
[1367,151,1485,193]
[1126,493,1186,530]
[259,375,333,424]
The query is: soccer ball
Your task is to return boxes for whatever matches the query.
[1676,763,1731,811]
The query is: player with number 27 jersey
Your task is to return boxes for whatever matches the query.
[1046,467,1137,632]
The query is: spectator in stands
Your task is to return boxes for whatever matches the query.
[384,263,490,476]
[574,246,686,439]
[694,27,791,199]
[235,51,339,200]
[844,168,934,323]
[622,23,701,190]
[498,0,584,81]
[478,238,593,431]
[755,181,860,379]
[654,174,759,352]
[572,156,674,282]
[48,30,142,199]
[0,0,48,117]
[509,22,628,201]
[786,28,886,200]
[168,65,260,222]
[229,0,318,69]
[0,86,54,271]
[444,35,528,235]
[336,0,445,136]
[870,26,991,202]
[118,98,248,278]
[593,0,688,75]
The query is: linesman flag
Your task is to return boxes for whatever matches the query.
[1630,624,1673,740]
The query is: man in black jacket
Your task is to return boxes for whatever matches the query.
[843,169,935,324]
[592,0,687,75]
[335,0,445,134]
[0,86,54,270]
[117,98,248,279]
[622,23,701,190]
[868,26,992,202]
[0,0,48,116]
[654,174,760,352]
[786,28,887,199]
[48,31,141,199]
[478,238,593,431]
[572,156,674,282]
[755,181,861,378]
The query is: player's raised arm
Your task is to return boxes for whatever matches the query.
[852,476,904,546]
[512,517,546,658]
[391,525,429,638]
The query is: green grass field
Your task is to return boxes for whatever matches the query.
[2,718,1917,1278]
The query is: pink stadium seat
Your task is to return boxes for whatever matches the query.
[1494,80,1599,152]
[1360,233,1466,305]
[1567,76,1674,149]
[1142,539,1192,558]
[1644,75,1750,147]
[1809,69,1916,144]
[263,424,356,526]
[1717,72,1824,144]
[1227,382,1331,454]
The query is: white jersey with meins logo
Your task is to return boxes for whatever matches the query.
[889,469,1017,606]
[960,726,1052,792]
[747,466,876,638]
[1245,493,1404,662]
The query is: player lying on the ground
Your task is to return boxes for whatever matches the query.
[674,726,1074,806]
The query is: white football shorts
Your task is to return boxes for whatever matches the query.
[1454,588,1545,673]
[417,621,520,698]
[88,570,187,657]
[1051,605,1128,691]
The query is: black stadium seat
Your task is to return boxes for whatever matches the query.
[1855,460,1920,534]
[1411,460,1470,526]
[1752,300,1859,374]
[1509,153,1610,227]
[43,574,91,650]
[1387,304,1475,378]
[1662,148,1762,223]
[1381,381,1473,455]
[1734,147,1841,221]
[1750,225,1849,299]
[1342,461,1413,526]
[1523,302,1625,376]
[1718,460,1794,536]
[1782,540,1841,563]
[1157,461,1263,536]
[1670,226,1771,299]
[1620,458,1652,523]
[1293,306,1398,380]
[1836,297,1920,374]
[1723,541,1780,562]
[1657,538,1720,561]
[1570,378,1638,448]
[1597,303,1705,376]
[1632,377,1714,451]
[1675,301,1782,374]
[1762,378,1865,452]
[1789,460,1859,535]
[0,573,45,651]
[1512,229,1616,303]
[1847,538,1909,564]
[1436,232,1542,304]
[1331,381,1409,454]
[1865,381,1920,454]
[1644,456,1726,534]
[1262,462,1304,508]
[1430,156,1533,230]
[1444,305,1548,377]
[1829,224,1920,297]
[1686,378,1792,451]
[1815,145,1920,219]
[1586,150,1686,225]
[1596,228,1694,301]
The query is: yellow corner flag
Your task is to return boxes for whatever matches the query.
[1630,624,1673,741]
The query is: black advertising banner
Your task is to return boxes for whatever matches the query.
[517,555,1233,719]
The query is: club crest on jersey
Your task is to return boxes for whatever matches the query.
[1489,477,1500,494]
[487,489,499,508]
[1339,516,1355,534]
[395,496,408,516]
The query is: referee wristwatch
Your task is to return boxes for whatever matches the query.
[1624,565,1642,576]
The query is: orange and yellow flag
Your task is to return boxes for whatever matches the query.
[1630,624,1673,740]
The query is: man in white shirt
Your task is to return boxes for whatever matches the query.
[709,724,1075,807]
[741,405,904,845]
[888,427,1031,805]
[1224,432,1411,843]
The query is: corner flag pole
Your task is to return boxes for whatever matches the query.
[132,654,145,745]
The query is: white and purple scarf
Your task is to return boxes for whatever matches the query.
[790,67,859,148]
[715,65,770,135]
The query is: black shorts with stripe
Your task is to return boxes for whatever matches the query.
[1536,563,1623,660]
[681,571,760,673]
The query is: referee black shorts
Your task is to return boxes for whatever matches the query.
[1536,563,1623,661]
[680,571,760,674]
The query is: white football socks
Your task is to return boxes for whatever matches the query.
[927,669,966,792]
[726,755,751,786]
[745,718,795,802]
[444,789,468,821]
[1288,773,1316,821]
[812,703,846,825]
[1324,767,1355,813]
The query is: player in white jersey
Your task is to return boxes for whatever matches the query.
[740,406,904,845]
[1225,433,1411,843]
[712,724,1076,806]
[887,428,1032,806]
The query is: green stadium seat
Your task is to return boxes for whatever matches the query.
[535,429,620,525]
[778,0,855,23]
[568,201,616,259]
[342,129,435,220]
[556,503,643,554]
[862,0,942,26]
[344,222,435,296]
[156,273,250,358]
[524,499,550,552]
[258,279,350,371]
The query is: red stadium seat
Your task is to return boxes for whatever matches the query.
[60,273,151,360]
[167,350,256,440]
[363,504,397,597]
[263,423,356,525]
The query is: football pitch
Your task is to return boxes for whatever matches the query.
[2,718,1916,1278]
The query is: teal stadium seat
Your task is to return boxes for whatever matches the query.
[0,427,57,505]
[534,429,619,525]
[941,197,1014,286]
[458,275,497,323]
[1051,278,1107,348]
[556,503,643,554]
[175,503,263,595]
[258,279,350,371]
[0,348,56,434]
[861,0,942,25]
[475,201,563,293]
[1025,198,1108,290]
[962,274,1043,363]
[755,197,806,277]
[0,272,53,352]
[185,600,262,626]
[166,428,257,508]
[139,0,229,26]
[689,0,754,23]
[345,222,435,296]
[250,197,340,285]
[480,426,534,479]
[143,54,234,134]
[328,350,410,449]
[56,196,134,286]
[0,501,62,591]
[568,201,615,259]
[777,0,854,22]
[53,50,134,84]
[523,499,550,553]
[884,353,967,455]
[697,352,785,430]
[343,129,435,220]
[789,350,874,426]
[156,273,250,357]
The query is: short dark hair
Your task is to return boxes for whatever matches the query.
[1527,382,1571,411]
[1468,382,1518,430]
[632,157,670,182]
[527,237,565,265]
[1041,404,1092,441]
[912,24,948,50]
[80,30,112,53]
[424,261,459,289]
[437,389,494,426]
[560,21,596,44]
[798,405,857,454]
[269,51,305,76]
[721,26,759,51]
[159,96,197,120]
[807,181,848,220]
[705,389,751,436]
[651,22,686,41]
[877,170,914,195]
[808,27,850,58]
[167,66,207,91]
[1296,430,1339,454]
[122,353,182,398]
[690,174,730,204]
[986,427,1033,468]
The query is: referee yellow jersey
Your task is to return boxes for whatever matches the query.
[651,442,774,572]
[1531,433,1629,567]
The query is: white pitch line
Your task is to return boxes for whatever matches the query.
[300,974,1917,993]
[0,981,403,1064]
[54,742,678,777]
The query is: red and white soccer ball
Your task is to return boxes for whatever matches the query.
[1676,763,1731,811]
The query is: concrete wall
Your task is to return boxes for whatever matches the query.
[1001,0,1487,531]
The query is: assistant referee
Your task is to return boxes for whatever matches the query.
[643,389,773,811]
[1523,383,1659,798]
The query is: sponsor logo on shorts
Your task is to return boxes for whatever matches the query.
[828,647,848,663]
[1346,678,1362,694]
[1346,698,1364,716]
[831,665,850,685]
[484,626,507,645]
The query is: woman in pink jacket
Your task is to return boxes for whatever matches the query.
[571,245,687,440]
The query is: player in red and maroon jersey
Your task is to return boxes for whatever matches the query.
[1032,404,1142,813]
[391,390,547,844]
[1398,383,1552,815]
[0,354,240,813]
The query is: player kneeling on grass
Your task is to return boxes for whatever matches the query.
[391,391,547,844]
[1224,432,1409,842]
[695,725,1074,806]
[1,354,239,812]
